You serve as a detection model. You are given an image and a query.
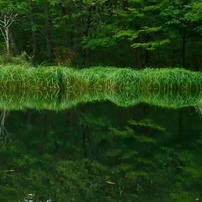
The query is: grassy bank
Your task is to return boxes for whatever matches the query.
[0,65,202,110]
[140,68,202,108]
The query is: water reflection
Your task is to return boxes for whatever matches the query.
[1,67,202,201]
[0,103,202,202]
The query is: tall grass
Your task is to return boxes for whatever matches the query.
[0,65,202,110]
[0,54,31,67]
[59,67,143,108]
[141,68,202,92]
[0,65,62,110]
[139,68,202,108]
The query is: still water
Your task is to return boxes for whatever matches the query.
[0,66,202,201]
[0,101,202,202]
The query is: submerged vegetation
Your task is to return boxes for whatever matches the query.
[0,65,202,110]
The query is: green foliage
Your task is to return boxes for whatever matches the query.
[185,2,202,22]
[1,99,202,201]
[0,0,201,68]
[0,54,31,67]
[131,39,170,50]
[83,37,116,49]
[128,119,165,131]
[113,29,138,41]
[1,1,202,201]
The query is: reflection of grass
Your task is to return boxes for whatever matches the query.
[0,66,202,110]
[141,90,201,108]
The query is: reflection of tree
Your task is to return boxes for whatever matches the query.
[0,104,202,201]
[0,109,10,143]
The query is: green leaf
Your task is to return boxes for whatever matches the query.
[131,39,170,50]
[138,26,162,34]
[83,37,116,50]
[113,29,138,41]
[128,119,165,131]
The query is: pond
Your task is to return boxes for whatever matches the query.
[0,66,202,202]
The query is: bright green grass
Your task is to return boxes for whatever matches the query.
[139,68,202,108]
[0,65,202,110]
[141,68,202,91]
[0,65,62,110]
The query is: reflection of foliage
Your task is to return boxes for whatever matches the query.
[0,103,202,201]
[128,118,165,131]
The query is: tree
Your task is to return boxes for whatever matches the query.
[0,13,17,55]
[0,0,29,55]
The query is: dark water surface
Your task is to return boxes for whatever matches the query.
[0,101,202,202]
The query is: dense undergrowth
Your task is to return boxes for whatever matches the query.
[0,64,202,110]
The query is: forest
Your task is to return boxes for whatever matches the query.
[0,0,202,69]
[1,1,202,202]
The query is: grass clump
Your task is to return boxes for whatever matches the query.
[0,53,32,68]
[0,66,202,110]
[0,65,62,110]
[100,67,142,107]
[140,68,202,108]
[141,68,202,92]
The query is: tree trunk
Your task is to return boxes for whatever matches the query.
[5,27,10,55]
[30,7,37,65]
[9,30,18,55]
[191,38,200,71]
[145,34,150,66]
[181,32,186,68]
[122,0,128,10]
[135,37,142,69]
[45,2,51,60]
[82,7,93,67]
[180,30,190,68]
